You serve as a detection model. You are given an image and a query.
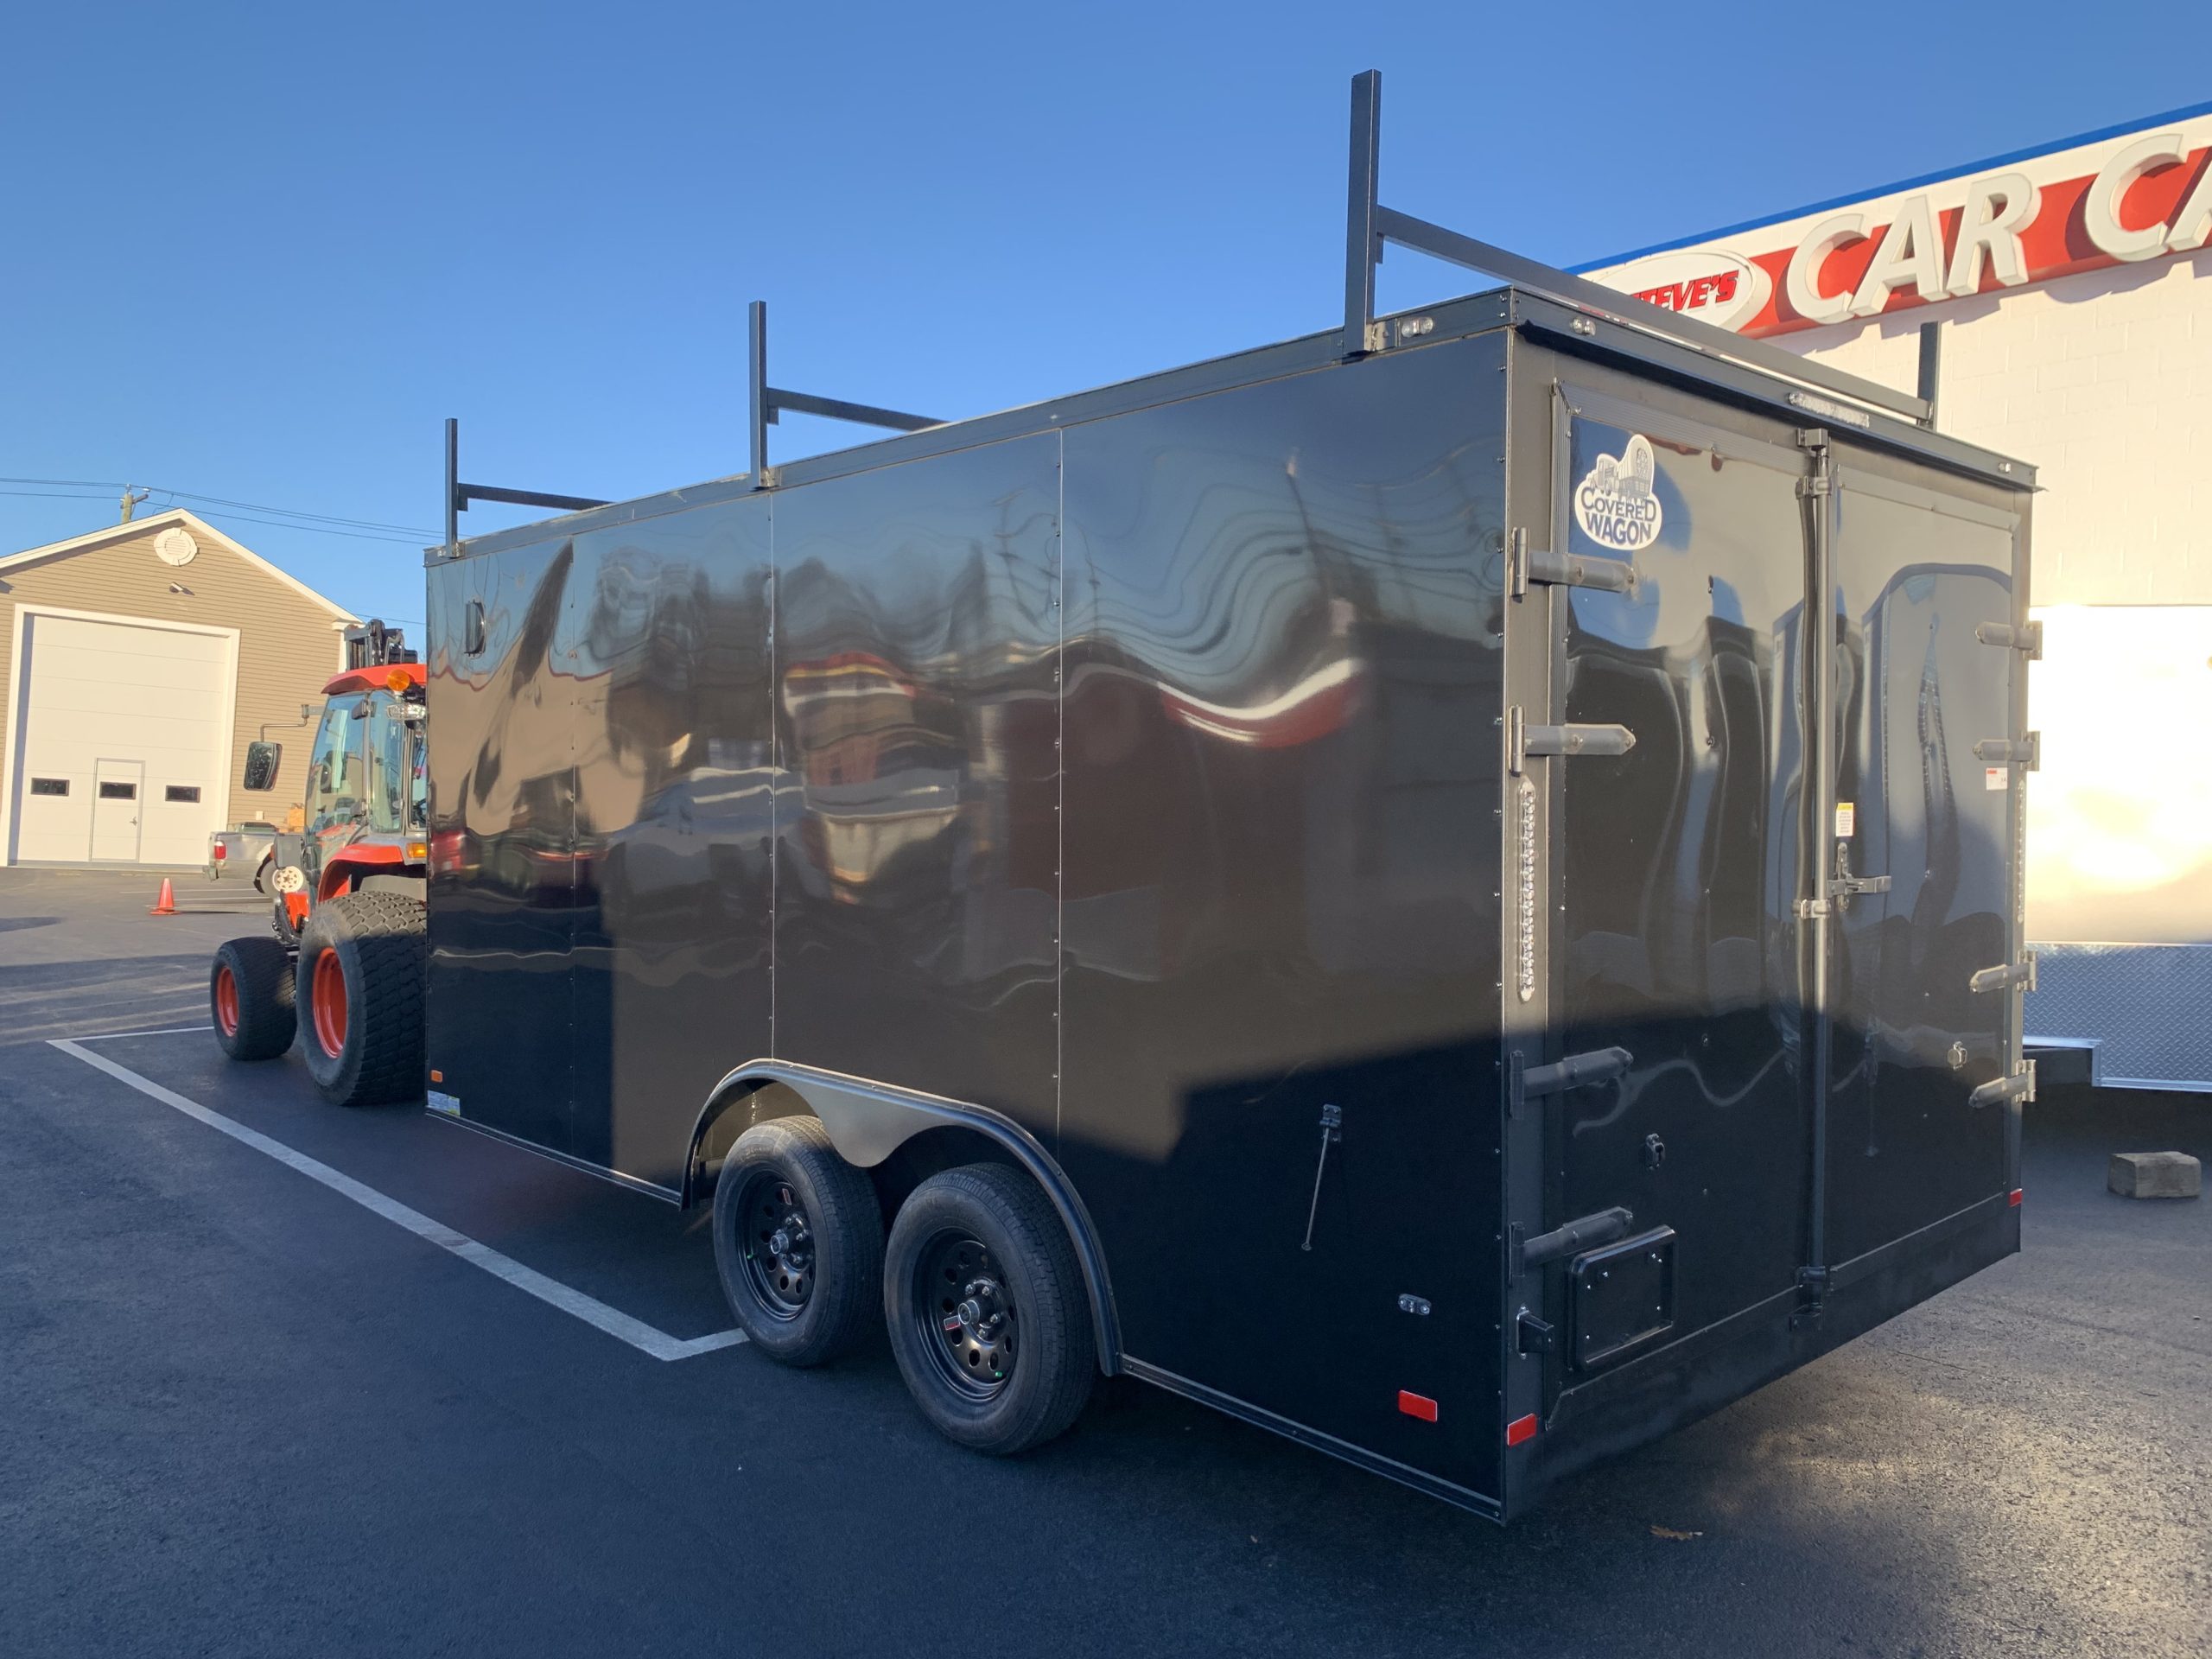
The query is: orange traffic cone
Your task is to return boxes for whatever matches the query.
[149,877,177,916]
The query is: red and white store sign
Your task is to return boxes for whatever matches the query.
[1586,113,2212,339]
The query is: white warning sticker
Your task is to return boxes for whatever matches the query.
[426,1090,461,1116]
[1985,766,2007,791]
[1834,801,1855,837]
[1573,433,1665,552]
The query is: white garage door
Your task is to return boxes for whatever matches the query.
[9,613,231,866]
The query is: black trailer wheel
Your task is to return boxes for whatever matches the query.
[711,1117,884,1366]
[211,936,296,1061]
[885,1164,1096,1456]
[296,892,426,1107]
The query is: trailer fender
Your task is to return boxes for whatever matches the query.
[685,1060,1122,1372]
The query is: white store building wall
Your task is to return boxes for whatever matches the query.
[1779,252,2212,949]
[1583,108,2212,1081]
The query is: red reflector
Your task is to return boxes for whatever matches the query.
[429,1069,444,1084]
[2009,1188,2024,1207]
[1397,1390,1438,1423]
[1506,1413,1539,1447]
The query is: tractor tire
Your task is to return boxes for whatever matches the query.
[296,892,426,1107]
[211,936,296,1062]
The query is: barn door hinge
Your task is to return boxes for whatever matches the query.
[1968,1063,2037,1109]
[1969,953,2037,995]
[1976,620,2044,659]
[1974,733,2041,770]
[1507,527,1637,599]
[1509,705,1637,774]
[1508,1046,1634,1117]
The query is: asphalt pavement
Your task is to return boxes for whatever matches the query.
[1,868,2206,1658]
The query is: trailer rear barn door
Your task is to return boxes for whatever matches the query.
[1817,460,2026,1266]
[1536,387,1815,1358]
[1513,365,2031,1413]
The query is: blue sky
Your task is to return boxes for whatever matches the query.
[5,3,2206,631]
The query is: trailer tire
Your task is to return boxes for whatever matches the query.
[212,936,296,1061]
[296,892,426,1107]
[885,1164,1096,1456]
[712,1117,885,1366]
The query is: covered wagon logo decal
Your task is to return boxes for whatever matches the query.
[1573,433,1664,553]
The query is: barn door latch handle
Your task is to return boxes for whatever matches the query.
[1827,842,1891,914]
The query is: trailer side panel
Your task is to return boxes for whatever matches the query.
[1058,335,1510,1503]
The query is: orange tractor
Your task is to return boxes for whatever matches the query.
[209,620,429,1105]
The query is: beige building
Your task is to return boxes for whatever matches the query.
[0,509,356,867]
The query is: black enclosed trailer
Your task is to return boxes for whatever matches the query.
[418,77,2037,1520]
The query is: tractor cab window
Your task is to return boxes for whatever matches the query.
[307,694,366,830]
[363,696,415,833]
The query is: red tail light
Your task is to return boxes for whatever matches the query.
[2009,1188,2024,1207]
[212,843,226,860]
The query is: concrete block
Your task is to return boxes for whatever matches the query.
[2107,1151,2202,1199]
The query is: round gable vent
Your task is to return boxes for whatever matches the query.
[155,526,199,567]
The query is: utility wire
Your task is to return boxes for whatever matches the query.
[0,490,426,546]
[0,475,438,539]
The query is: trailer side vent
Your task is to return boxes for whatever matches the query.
[1568,1226,1677,1373]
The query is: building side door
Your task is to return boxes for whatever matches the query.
[91,760,144,862]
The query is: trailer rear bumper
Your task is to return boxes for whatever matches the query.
[1512,1191,2020,1517]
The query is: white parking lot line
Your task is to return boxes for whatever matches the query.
[48,1037,747,1363]
[77,1023,219,1039]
